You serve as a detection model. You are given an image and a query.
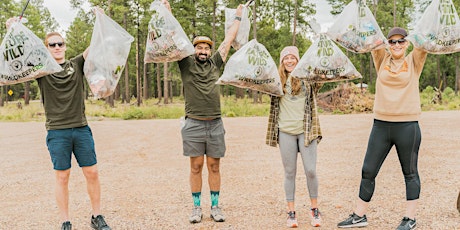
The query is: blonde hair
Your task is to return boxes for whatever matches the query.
[279,63,302,95]
[44,32,65,46]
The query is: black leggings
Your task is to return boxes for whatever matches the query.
[359,119,421,202]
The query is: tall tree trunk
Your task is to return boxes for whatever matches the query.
[0,86,4,107]
[24,82,30,105]
[455,54,459,95]
[123,12,130,104]
[136,2,142,106]
[292,0,297,46]
[143,63,149,100]
[393,0,396,26]
[163,63,169,104]
[212,0,217,53]
[157,63,162,103]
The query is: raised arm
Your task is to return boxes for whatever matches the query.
[218,4,243,62]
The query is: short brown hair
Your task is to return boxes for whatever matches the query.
[44,32,65,46]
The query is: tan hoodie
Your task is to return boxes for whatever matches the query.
[371,47,428,122]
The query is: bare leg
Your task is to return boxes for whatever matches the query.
[405,199,417,219]
[190,156,205,192]
[55,169,71,222]
[82,165,101,216]
[206,156,221,191]
[355,198,369,217]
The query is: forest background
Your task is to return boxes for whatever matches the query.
[1,0,460,120]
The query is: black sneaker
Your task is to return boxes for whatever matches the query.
[396,217,416,230]
[61,221,72,230]
[91,215,112,230]
[337,213,368,228]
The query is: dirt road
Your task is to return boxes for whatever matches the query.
[1,111,459,229]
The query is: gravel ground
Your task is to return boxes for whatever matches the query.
[0,111,459,229]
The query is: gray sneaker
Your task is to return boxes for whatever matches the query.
[189,206,202,223]
[396,217,416,230]
[210,206,225,222]
[61,221,72,230]
[337,213,368,228]
[91,215,111,230]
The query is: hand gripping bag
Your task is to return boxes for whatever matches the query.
[144,0,195,63]
[407,0,460,54]
[291,34,362,83]
[216,39,283,96]
[0,21,62,85]
[225,6,250,50]
[326,0,386,53]
[84,11,134,98]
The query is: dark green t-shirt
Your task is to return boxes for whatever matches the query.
[178,53,224,119]
[37,54,87,130]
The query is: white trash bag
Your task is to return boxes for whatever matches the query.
[84,10,134,98]
[0,20,62,85]
[326,0,386,53]
[407,0,460,54]
[225,6,250,50]
[291,34,362,82]
[216,39,283,96]
[144,0,195,63]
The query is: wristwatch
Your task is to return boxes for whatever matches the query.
[235,16,242,21]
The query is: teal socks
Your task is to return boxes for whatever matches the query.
[192,192,201,207]
[211,190,220,207]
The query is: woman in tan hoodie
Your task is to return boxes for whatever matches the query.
[337,27,427,230]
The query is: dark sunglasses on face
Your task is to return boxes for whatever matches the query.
[48,42,65,48]
[388,38,407,45]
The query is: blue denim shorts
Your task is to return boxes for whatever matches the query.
[46,125,97,170]
[181,117,226,158]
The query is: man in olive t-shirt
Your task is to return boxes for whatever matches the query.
[164,0,243,223]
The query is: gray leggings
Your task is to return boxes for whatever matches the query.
[279,131,319,202]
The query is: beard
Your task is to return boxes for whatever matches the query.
[195,53,209,63]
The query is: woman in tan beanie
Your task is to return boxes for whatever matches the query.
[266,46,324,228]
[337,27,427,230]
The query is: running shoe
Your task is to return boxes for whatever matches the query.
[396,217,416,230]
[189,206,202,223]
[286,211,298,228]
[310,208,321,227]
[91,215,111,230]
[337,213,368,228]
[210,206,225,222]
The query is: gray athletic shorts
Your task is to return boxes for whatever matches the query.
[181,117,226,158]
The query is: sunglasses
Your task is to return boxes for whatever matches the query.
[48,42,65,48]
[388,39,407,45]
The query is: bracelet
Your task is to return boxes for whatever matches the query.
[235,16,242,21]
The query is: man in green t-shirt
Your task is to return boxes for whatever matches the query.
[6,9,111,230]
[163,0,243,224]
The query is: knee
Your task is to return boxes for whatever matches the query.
[208,163,220,174]
[83,166,99,181]
[361,165,377,180]
[56,170,70,185]
[305,169,316,179]
[190,163,204,175]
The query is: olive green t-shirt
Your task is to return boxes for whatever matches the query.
[178,53,224,119]
[37,54,87,130]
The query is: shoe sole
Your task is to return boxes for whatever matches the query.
[210,215,225,222]
[287,224,298,228]
[338,222,369,228]
[189,215,202,224]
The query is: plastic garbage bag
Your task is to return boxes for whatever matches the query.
[326,0,386,53]
[407,0,460,54]
[84,10,134,98]
[0,21,62,85]
[291,34,362,83]
[216,39,283,96]
[225,6,250,50]
[144,0,195,63]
